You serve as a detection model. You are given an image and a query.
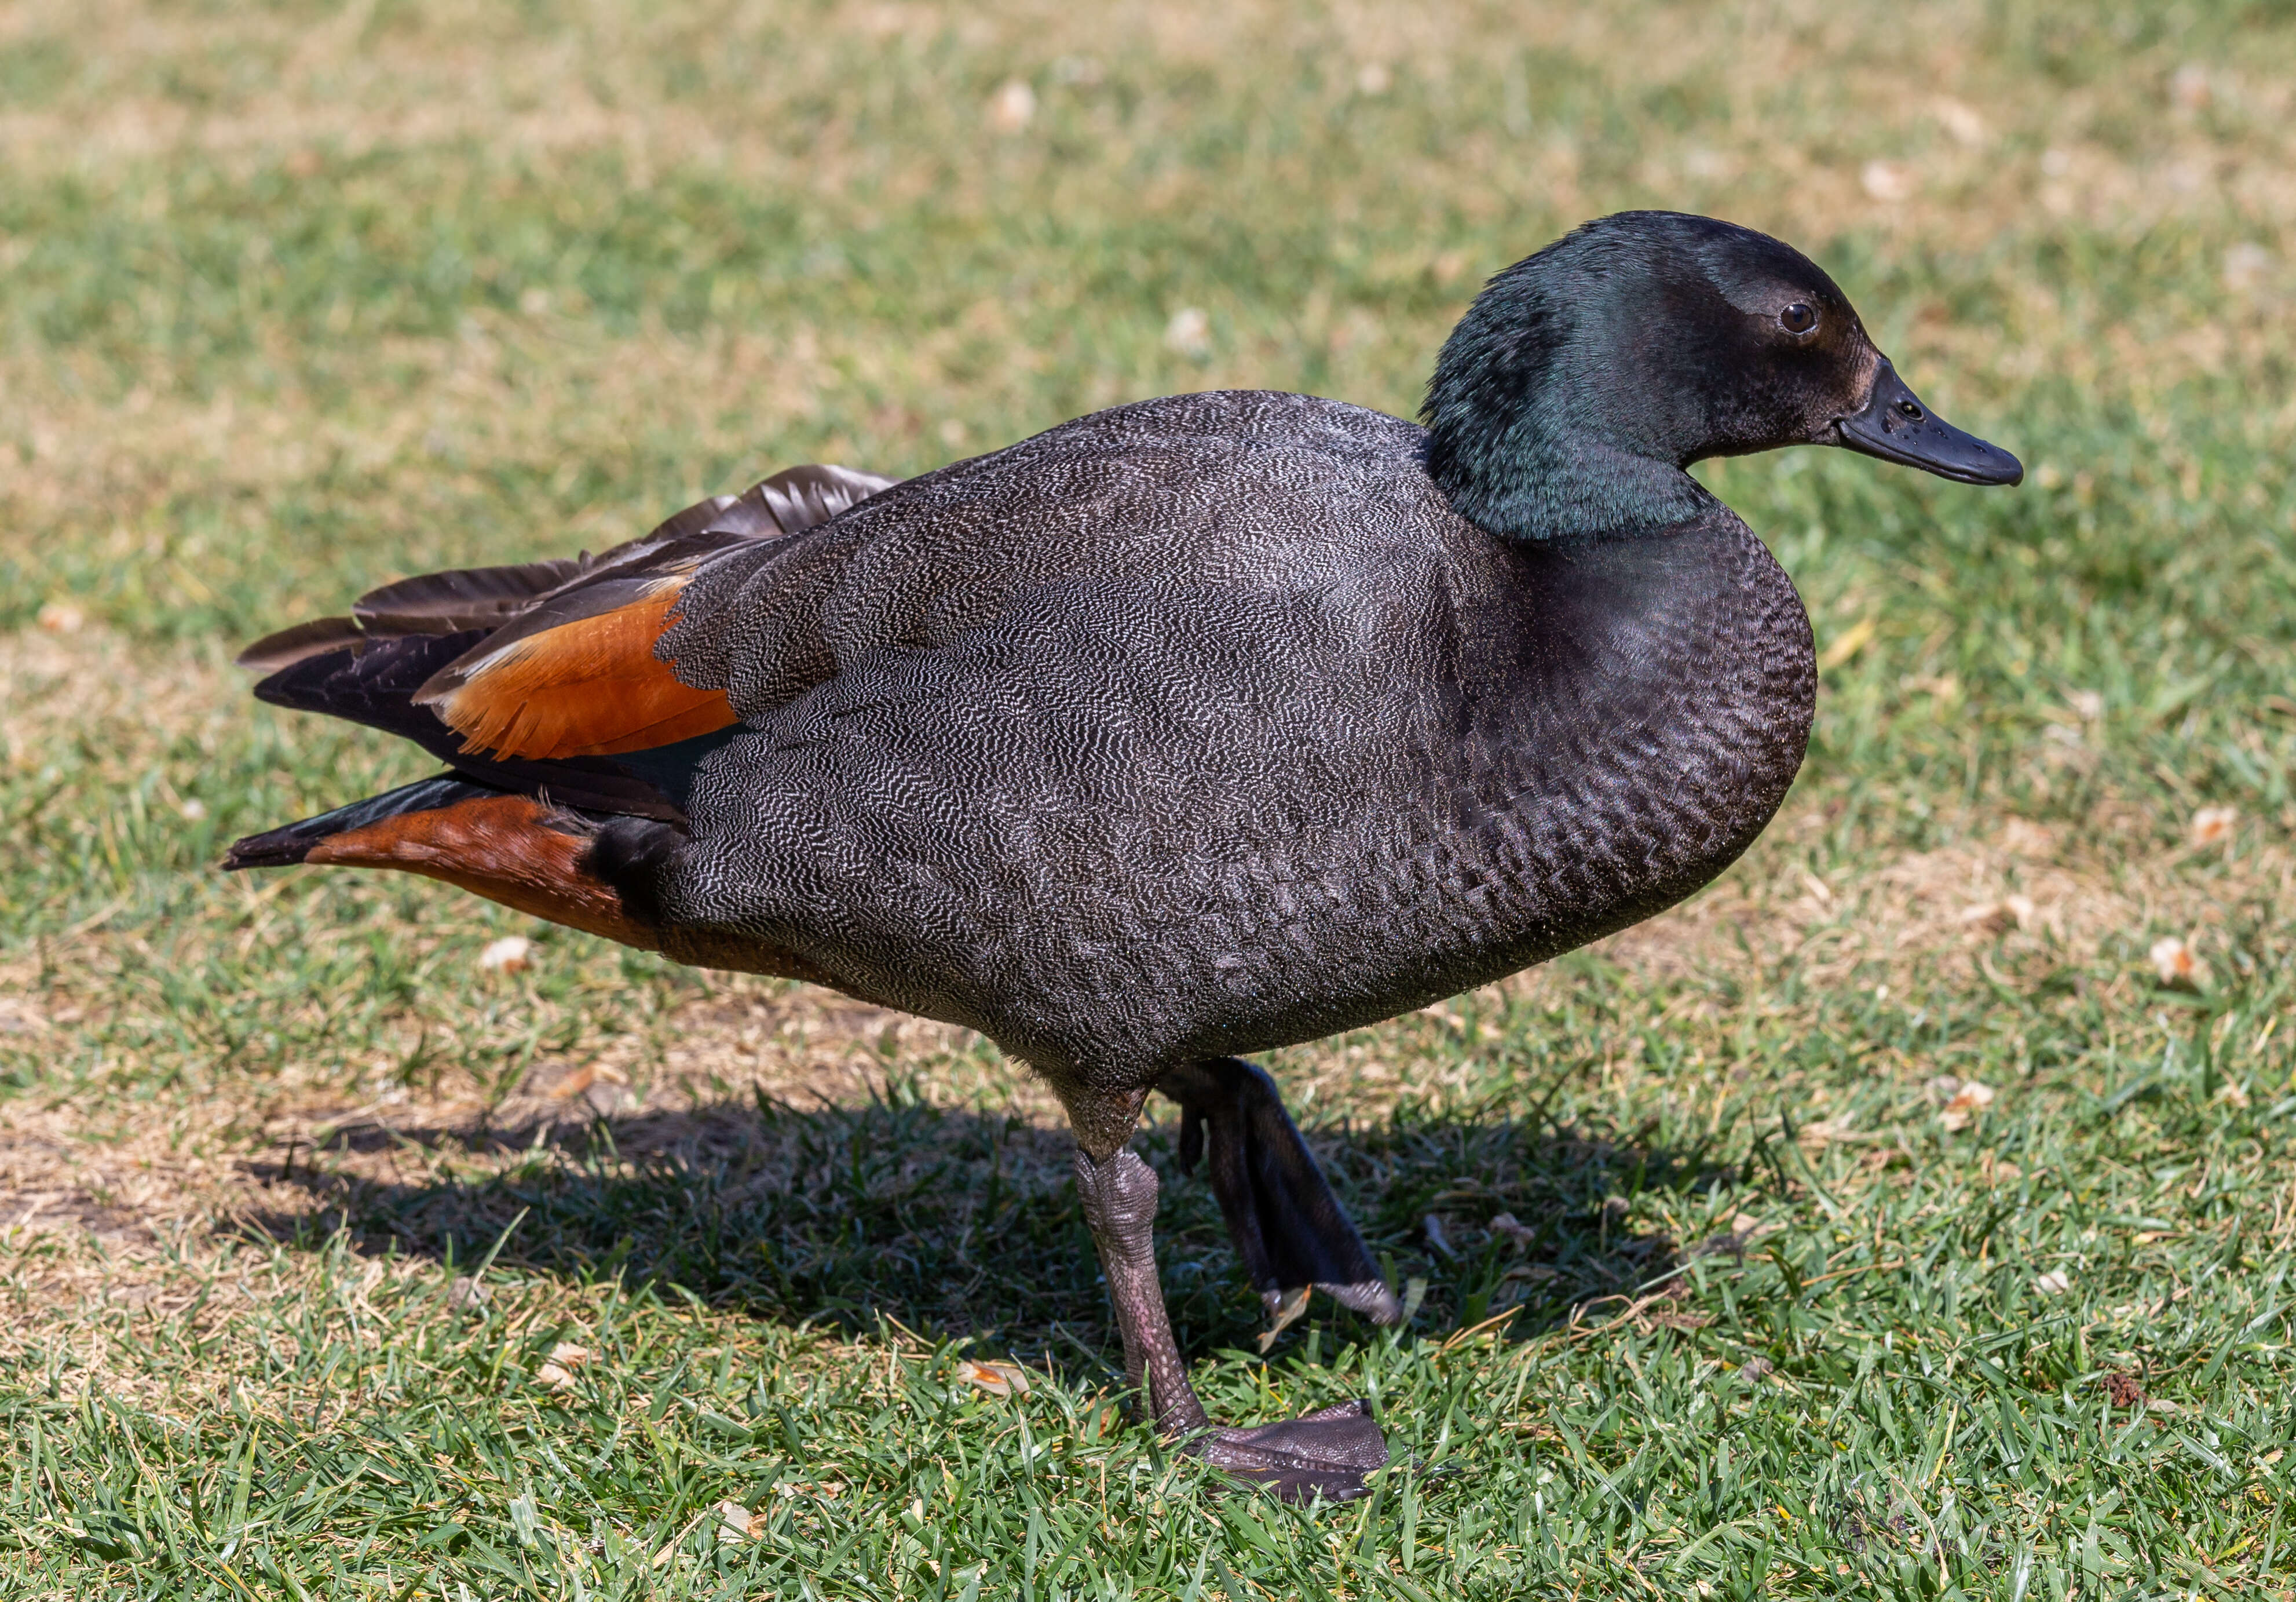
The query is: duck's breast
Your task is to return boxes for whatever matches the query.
[1430,515,1816,977]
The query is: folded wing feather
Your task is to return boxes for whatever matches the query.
[236,462,896,778]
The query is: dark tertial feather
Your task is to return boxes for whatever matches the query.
[243,462,897,673]
[354,559,590,636]
[234,616,367,673]
[642,463,898,548]
[747,464,899,533]
[400,468,896,734]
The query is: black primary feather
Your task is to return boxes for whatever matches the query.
[248,635,707,821]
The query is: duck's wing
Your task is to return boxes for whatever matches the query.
[233,464,896,818]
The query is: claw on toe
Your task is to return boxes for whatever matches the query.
[1198,1399,1390,1503]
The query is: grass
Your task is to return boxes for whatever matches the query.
[3,0,2296,1594]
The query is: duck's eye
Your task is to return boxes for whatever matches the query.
[1779,302,1818,335]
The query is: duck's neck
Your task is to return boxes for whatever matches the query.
[1419,246,1732,542]
[1427,423,1723,543]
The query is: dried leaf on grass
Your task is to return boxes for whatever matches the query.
[1489,1211,1538,1248]
[773,1480,844,1501]
[549,1062,630,1101]
[2149,936,2207,989]
[1797,1119,1885,1145]
[715,1499,767,1542]
[985,79,1035,133]
[533,1341,594,1391]
[1860,160,1913,202]
[1164,307,1211,358]
[955,1359,1032,1397]
[478,936,532,973]
[1256,1285,1311,1355]
[2189,806,2237,847]
[1959,895,2034,935]
[1939,1079,1996,1133]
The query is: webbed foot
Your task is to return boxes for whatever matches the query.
[1156,1057,1403,1327]
[1202,1399,1389,1502]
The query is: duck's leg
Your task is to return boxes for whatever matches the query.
[1070,1146,1211,1436]
[1156,1058,1404,1327]
[1066,1090,1391,1502]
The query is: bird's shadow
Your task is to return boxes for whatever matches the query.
[237,1084,1738,1367]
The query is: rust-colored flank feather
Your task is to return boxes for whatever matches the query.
[420,581,738,761]
[304,793,658,947]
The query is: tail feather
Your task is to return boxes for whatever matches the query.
[226,776,676,947]
[224,776,489,870]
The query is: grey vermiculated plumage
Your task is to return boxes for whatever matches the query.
[637,390,1815,1104]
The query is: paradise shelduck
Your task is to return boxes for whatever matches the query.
[228,211,2019,1500]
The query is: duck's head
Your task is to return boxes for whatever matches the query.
[1423,211,2021,541]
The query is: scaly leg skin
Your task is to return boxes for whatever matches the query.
[1071,1143,1391,1502]
[1156,1057,1405,1327]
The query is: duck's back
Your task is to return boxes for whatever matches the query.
[661,392,1451,714]
[646,391,1811,1081]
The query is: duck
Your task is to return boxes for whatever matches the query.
[225,211,2019,1501]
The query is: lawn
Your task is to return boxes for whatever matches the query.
[3,0,2294,1595]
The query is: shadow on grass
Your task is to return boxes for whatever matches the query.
[234,1088,1736,1367]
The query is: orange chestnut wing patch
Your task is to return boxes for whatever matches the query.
[414,577,737,761]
